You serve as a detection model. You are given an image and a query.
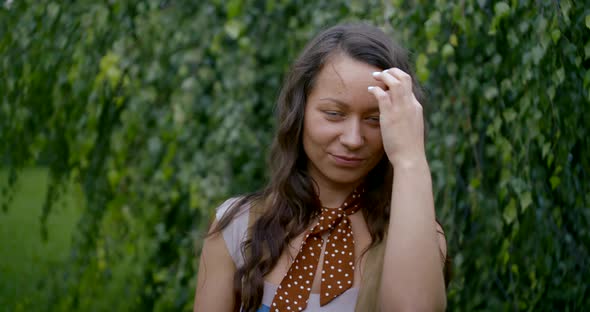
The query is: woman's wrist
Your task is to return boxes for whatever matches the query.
[390,155,429,171]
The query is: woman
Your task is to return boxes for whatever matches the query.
[194,23,449,312]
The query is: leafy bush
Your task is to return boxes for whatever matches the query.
[1,0,588,310]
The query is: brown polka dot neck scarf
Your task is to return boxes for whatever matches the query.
[270,185,365,311]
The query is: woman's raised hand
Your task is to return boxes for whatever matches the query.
[368,68,426,169]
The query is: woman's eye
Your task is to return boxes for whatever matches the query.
[367,116,380,123]
[324,111,344,117]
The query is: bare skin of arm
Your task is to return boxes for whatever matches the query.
[382,160,447,311]
[369,68,447,311]
[193,220,237,312]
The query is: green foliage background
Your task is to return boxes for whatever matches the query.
[1,0,589,311]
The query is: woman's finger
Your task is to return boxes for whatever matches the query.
[371,70,401,93]
[380,68,416,106]
[372,70,413,105]
[367,85,392,115]
[386,68,413,88]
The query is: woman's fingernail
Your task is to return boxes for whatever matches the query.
[368,86,375,91]
[383,69,389,73]
[372,72,381,77]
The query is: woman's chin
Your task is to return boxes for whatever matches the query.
[320,171,368,187]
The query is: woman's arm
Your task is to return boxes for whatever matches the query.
[381,160,447,311]
[368,68,447,311]
[193,220,237,312]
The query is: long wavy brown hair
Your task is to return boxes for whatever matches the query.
[211,23,447,312]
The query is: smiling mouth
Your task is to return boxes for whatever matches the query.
[330,154,365,166]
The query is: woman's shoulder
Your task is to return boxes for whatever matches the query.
[215,196,251,222]
[214,196,254,268]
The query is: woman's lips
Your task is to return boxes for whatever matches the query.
[330,154,364,167]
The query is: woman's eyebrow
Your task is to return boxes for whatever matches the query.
[319,97,349,107]
[318,97,380,113]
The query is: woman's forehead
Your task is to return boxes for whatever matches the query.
[320,55,380,85]
[310,54,385,108]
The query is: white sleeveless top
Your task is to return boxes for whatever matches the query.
[215,198,359,312]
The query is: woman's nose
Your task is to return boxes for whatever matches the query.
[339,119,364,150]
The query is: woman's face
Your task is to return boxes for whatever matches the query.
[303,53,386,191]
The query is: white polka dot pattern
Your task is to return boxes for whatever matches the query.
[270,185,365,311]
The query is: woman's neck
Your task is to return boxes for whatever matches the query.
[313,178,363,208]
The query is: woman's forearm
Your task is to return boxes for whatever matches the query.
[380,158,446,311]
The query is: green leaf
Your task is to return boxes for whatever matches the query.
[484,86,499,100]
[554,67,565,85]
[441,43,454,59]
[494,2,510,18]
[97,51,122,88]
[226,0,243,19]
[551,29,561,43]
[531,45,545,65]
[502,108,517,122]
[469,177,481,189]
[416,53,429,82]
[424,11,441,39]
[520,192,532,212]
[224,19,243,39]
[542,142,551,158]
[450,34,458,47]
[503,198,517,224]
[427,40,439,54]
[550,176,561,189]
[348,0,364,13]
